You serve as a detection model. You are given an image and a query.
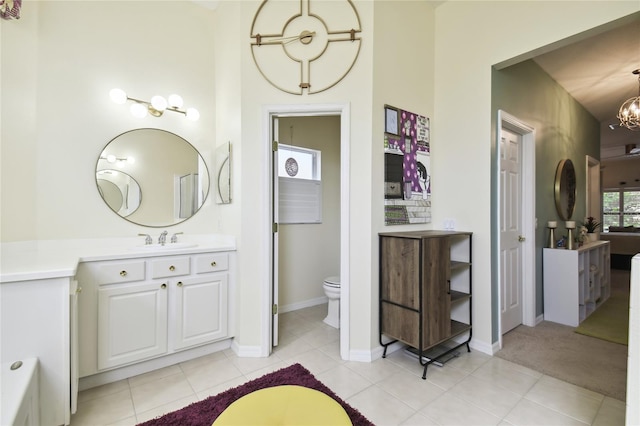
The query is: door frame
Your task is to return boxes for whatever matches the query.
[263,103,351,360]
[497,110,536,349]
[586,155,601,221]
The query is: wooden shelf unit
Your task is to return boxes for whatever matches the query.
[379,230,472,378]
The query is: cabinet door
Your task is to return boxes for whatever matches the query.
[422,237,451,348]
[173,274,228,350]
[98,281,168,370]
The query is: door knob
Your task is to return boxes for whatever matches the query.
[518,235,526,242]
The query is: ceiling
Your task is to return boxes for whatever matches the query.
[532,18,640,158]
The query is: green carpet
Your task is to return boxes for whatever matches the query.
[574,291,629,345]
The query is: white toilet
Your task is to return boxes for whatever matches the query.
[323,276,341,328]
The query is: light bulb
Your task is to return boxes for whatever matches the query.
[186,107,200,121]
[127,156,135,164]
[116,160,125,169]
[109,88,127,104]
[130,103,148,118]
[168,94,183,109]
[106,154,116,163]
[151,95,167,111]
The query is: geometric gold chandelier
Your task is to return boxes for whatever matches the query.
[109,88,200,121]
[617,69,640,131]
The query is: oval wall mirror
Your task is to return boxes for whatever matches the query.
[96,128,210,227]
[554,158,577,221]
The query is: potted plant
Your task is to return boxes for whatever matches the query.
[582,217,601,242]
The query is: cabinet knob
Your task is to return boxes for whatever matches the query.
[211,261,217,267]
[518,235,526,242]
[161,283,167,289]
[169,265,176,272]
[120,270,127,277]
[177,282,183,287]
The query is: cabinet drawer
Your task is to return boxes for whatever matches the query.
[97,260,146,284]
[151,257,190,278]
[194,253,228,274]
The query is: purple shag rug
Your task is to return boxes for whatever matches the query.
[137,363,374,426]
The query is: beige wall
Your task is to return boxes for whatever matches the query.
[1,1,220,241]
[277,116,341,310]
[602,157,640,189]
[434,1,638,349]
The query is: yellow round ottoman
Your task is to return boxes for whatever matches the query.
[212,385,352,425]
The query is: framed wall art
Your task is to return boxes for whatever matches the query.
[383,105,431,225]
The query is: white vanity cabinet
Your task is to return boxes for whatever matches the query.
[78,251,231,378]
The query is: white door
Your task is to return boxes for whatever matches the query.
[173,274,228,350]
[271,115,280,349]
[500,128,524,333]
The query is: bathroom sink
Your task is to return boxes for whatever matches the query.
[131,243,198,251]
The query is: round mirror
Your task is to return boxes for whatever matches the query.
[554,159,576,220]
[96,128,210,227]
[97,169,142,217]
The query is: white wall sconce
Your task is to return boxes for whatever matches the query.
[109,88,200,121]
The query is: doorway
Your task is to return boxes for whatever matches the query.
[264,103,351,360]
[497,110,536,347]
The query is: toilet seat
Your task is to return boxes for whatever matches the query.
[323,276,340,288]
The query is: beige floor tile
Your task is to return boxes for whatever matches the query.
[130,372,196,414]
[78,379,130,403]
[343,357,405,384]
[299,324,340,348]
[105,416,138,426]
[375,369,445,410]
[503,398,588,426]
[592,396,626,426]
[446,347,493,373]
[183,357,244,392]
[127,364,183,388]
[400,411,440,425]
[449,374,523,418]
[272,334,315,360]
[316,364,372,400]
[135,394,200,424]
[346,385,416,426]
[71,389,135,426]
[196,375,250,400]
[419,392,502,425]
[291,347,342,376]
[179,350,228,372]
[524,375,604,424]
[471,357,541,396]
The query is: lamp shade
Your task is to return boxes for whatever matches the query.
[109,88,127,104]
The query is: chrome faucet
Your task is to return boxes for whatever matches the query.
[158,230,168,245]
[171,232,183,243]
[138,233,152,245]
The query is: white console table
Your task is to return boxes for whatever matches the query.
[543,241,610,327]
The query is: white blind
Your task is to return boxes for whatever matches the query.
[279,177,322,224]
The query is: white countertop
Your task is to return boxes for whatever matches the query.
[0,234,236,283]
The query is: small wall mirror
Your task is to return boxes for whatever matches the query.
[214,141,232,204]
[96,128,210,227]
[554,158,577,220]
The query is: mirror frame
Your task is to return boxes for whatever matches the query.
[554,158,577,221]
[96,128,210,227]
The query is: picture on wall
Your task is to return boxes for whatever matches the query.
[383,104,431,225]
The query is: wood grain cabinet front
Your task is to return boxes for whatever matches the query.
[379,231,472,378]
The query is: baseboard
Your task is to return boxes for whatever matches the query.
[231,339,266,358]
[279,296,328,313]
[535,314,544,325]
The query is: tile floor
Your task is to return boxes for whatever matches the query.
[71,304,626,425]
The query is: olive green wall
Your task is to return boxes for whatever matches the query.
[491,60,600,331]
